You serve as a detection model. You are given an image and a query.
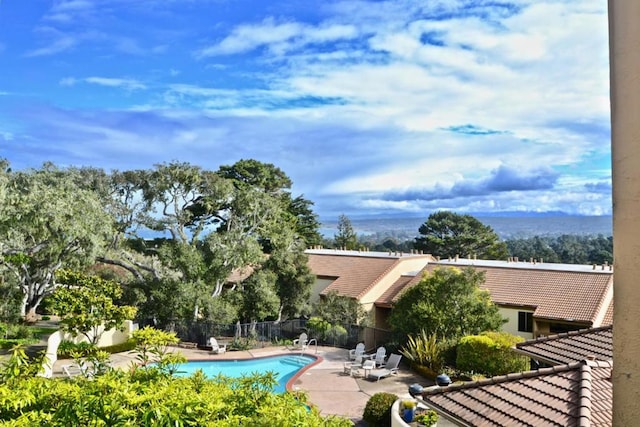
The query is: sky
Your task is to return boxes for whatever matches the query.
[0,0,612,220]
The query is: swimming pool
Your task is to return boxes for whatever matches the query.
[175,354,317,393]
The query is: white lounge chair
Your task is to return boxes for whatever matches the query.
[209,337,227,354]
[373,346,387,367]
[293,333,308,350]
[349,342,365,360]
[367,353,402,381]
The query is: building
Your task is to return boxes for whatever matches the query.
[305,248,433,326]
[375,258,614,339]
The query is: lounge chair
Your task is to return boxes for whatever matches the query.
[61,363,84,378]
[349,342,366,360]
[367,353,402,381]
[373,346,387,367]
[293,332,308,350]
[209,337,227,354]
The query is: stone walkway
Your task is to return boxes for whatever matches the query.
[52,344,432,424]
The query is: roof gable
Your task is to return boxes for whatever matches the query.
[306,249,431,299]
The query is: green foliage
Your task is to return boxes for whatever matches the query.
[51,270,137,345]
[456,331,529,377]
[334,214,358,250]
[399,331,443,373]
[0,323,37,349]
[0,369,353,426]
[313,290,368,327]
[57,341,96,359]
[130,326,181,369]
[0,345,46,381]
[414,211,508,259]
[415,409,439,427]
[506,234,613,264]
[0,163,114,319]
[389,267,506,341]
[363,392,398,427]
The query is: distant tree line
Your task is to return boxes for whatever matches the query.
[327,211,613,265]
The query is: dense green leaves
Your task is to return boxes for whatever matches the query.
[51,270,137,345]
[0,165,114,319]
[389,267,506,340]
[414,211,508,259]
[456,331,529,377]
[334,214,358,250]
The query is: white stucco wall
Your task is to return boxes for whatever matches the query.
[499,307,534,340]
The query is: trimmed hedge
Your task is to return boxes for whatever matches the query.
[456,331,529,376]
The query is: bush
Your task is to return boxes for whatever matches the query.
[456,331,529,376]
[400,331,442,372]
[57,340,97,358]
[363,392,398,427]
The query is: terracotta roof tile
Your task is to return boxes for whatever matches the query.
[306,250,431,299]
[376,274,416,306]
[516,325,613,365]
[421,360,612,427]
[401,262,613,324]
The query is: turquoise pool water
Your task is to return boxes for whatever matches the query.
[175,354,316,393]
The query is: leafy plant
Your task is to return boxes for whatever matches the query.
[456,331,529,376]
[415,409,439,427]
[400,330,443,372]
[363,392,398,427]
[401,399,416,410]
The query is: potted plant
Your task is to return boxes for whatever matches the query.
[401,399,417,422]
[415,409,439,427]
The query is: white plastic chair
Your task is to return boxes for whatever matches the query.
[373,346,387,367]
[209,337,227,354]
[349,342,365,360]
[293,333,308,350]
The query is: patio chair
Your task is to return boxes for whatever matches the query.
[209,337,227,354]
[61,362,84,378]
[343,355,364,375]
[367,353,402,381]
[292,332,308,350]
[348,342,366,360]
[373,346,387,367]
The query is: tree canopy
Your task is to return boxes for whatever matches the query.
[334,214,358,250]
[414,211,508,259]
[388,266,506,340]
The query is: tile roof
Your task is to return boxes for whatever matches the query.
[388,261,613,325]
[515,325,613,365]
[376,274,416,307]
[421,359,612,427]
[305,249,432,299]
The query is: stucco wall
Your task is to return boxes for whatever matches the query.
[499,307,534,340]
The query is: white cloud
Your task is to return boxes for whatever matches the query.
[85,77,146,91]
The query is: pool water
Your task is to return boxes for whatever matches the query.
[175,355,315,393]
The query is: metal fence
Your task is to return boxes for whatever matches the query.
[159,318,393,351]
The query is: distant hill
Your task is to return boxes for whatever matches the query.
[319,215,613,240]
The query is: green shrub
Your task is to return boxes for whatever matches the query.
[57,340,97,358]
[40,315,51,321]
[456,331,529,376]
[400,330,443,372]
[363,392,398,427]
[415,409,439,427]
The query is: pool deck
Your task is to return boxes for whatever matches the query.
[52,344,433,424]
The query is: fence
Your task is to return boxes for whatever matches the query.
[160,318,393,351]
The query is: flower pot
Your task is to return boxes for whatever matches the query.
[403,408,415,422]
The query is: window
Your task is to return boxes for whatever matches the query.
[518,311,533,333]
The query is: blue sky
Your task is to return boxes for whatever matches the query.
[0,0,611,220]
